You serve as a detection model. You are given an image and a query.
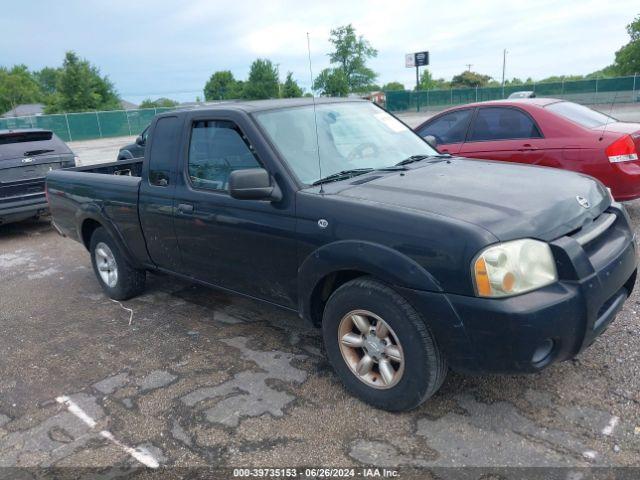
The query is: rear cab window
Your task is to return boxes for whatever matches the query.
[418,109,472,144]
[468,107,542,141]
[148,116,180,186]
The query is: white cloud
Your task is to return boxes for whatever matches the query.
[0,0,637,102]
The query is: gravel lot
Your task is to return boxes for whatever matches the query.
[1,132,639,477]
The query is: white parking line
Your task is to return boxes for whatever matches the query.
[602,416,620,436]
[56,395,159,468]
[56,396,96,428]
[99,431,159,469]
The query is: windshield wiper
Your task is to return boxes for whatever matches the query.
[312,168,375,186]
[395,153,452,166]
[24,149,55,156]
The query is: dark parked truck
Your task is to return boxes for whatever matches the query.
[1,129,75,225]
[46,98,638,411]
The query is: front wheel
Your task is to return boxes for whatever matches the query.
[322,277,447,411]
[89,227,146,300]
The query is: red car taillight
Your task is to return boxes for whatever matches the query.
[606,134,638,163]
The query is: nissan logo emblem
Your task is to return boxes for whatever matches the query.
[576,195,590,209]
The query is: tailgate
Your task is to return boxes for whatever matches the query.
[0,154,74,198]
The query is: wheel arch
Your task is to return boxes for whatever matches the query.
[299,240,442,326]
[77,212,143,269]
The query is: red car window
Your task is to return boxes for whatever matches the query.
[469,107,542,141]
[418,109,473,144]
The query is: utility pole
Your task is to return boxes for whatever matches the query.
[465,64,473,72]
[501,49,507,98]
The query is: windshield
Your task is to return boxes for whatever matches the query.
[546,101,615,128]
[0,130,70,160]
[254,102,438,184]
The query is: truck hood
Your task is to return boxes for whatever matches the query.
[335,158,609,241]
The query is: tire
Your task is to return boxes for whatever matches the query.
[322,277,447,411]
[89,227,146,300]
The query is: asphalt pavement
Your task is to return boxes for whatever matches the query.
[0,199,639,476]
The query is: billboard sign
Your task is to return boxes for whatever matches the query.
[406,51,429,68]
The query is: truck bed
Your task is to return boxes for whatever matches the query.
[46,158,148,261]
[68,158,143,176]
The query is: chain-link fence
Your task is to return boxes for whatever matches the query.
[0,107,176,142]
[386,74,640,112]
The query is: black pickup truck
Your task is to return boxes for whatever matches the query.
[46,98,637,411]
[1,129,75,224]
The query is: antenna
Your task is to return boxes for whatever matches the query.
[307,32,324,193]
[600,90,619,141]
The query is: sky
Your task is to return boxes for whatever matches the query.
[1,0,637,104]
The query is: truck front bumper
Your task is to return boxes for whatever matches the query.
[398,206,638,374]
[0,193,49,225]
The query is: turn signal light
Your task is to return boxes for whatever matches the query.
[606,135,638,163]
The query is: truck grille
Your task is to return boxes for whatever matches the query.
[571,213,617,246]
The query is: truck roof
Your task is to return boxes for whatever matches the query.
[161,97,366,117]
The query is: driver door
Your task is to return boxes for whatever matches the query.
[171,115,299,308]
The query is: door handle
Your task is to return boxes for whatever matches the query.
[177,203,194,214]
[519,143,537,151]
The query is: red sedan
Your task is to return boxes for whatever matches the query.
[414,99,640,201]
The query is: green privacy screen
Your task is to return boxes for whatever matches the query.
[0,107,175,142]
[1,78,638,138]
[386,75,639,112]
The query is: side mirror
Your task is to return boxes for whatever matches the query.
[424,135,438,149]
[229,168,282,202]
[135,135,145,146]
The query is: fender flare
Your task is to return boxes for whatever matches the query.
[298,240,442,323]
[75,205,143,269]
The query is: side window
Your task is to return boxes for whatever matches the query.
[188,120,261,192]
[469,107,542,141]
[418,109,472,144]
[148,116,179,186]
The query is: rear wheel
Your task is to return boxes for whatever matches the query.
[322,277,447,411]
[89,227,146,300]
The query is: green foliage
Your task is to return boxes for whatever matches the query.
[611,14,640,75]
[281,72,303,98]
[382,81,405,91]
[325,24,378,93]
[139,97,178,108]
[242,59,279,100]
[0,65,42,113]
[451,70,493,87]
[45,51,120,113]
[313,68,349,96]
[416,69,450,90]
[204,70,241,100]
[34,67,61,96]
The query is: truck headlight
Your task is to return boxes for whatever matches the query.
[472,239,557,298]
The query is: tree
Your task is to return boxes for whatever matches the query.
[451,70,493,87]
[281,72,303,98]
[415,69,449,90]
[313,68,349,96]
[139,97,178,108]
[45,51,120,113]
[204,70,241,100]
[326,24,378,92]
[0,65,42,114]
[612,14,640,75]
[34,67,61,96]
[242,59,279,100]
[382,81,405,91]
